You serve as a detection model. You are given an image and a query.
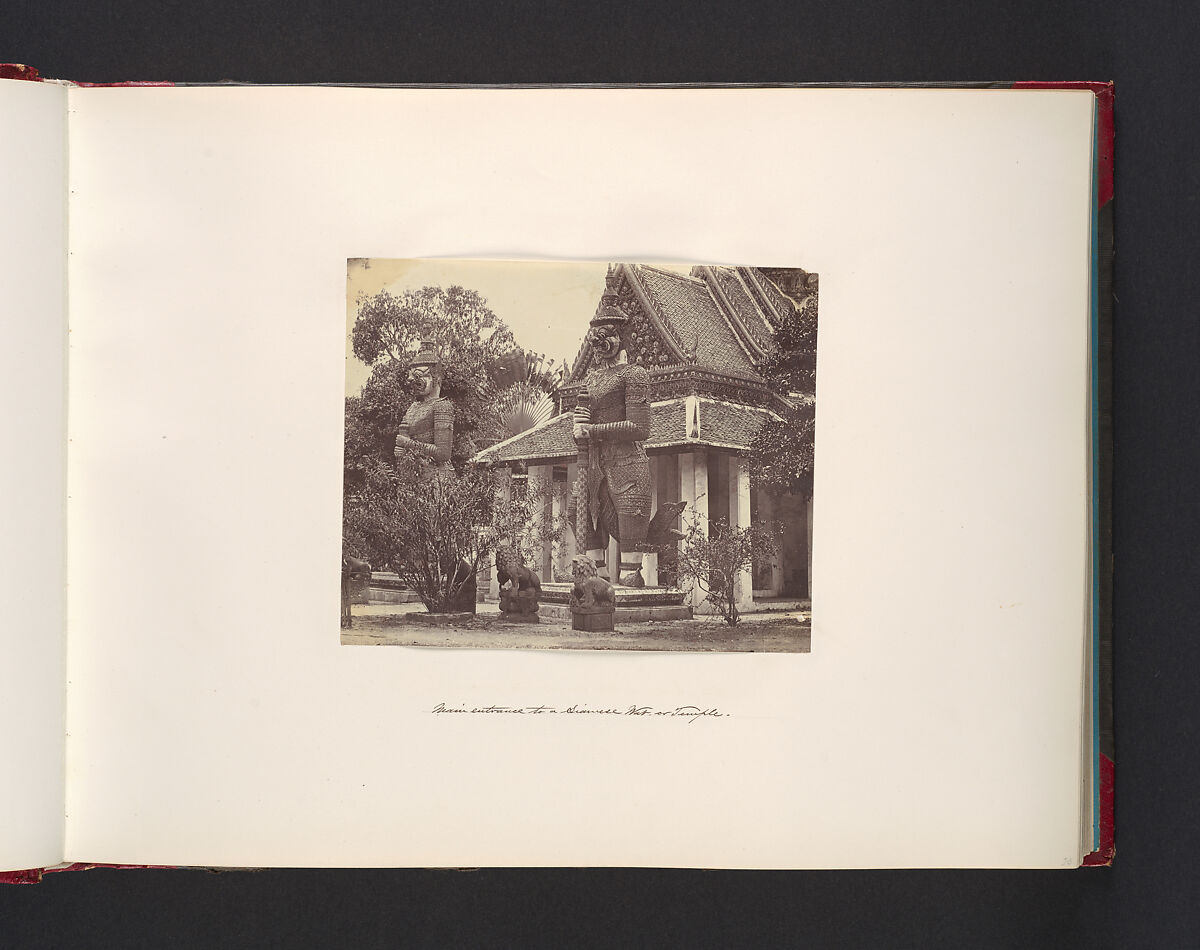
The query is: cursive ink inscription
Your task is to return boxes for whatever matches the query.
[431,702,728,723]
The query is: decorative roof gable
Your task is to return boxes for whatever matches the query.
[499,262,816,469]
[570,263,782,383]
[567,264,692,383]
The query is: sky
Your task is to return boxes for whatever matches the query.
[344,259,690,397]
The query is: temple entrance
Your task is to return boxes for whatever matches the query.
[750,488,812,600]
[775,491,811,598]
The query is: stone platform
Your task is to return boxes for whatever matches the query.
[368,572,422,605]
[538,583,692,623]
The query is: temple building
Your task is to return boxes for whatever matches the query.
[472,262,818,612]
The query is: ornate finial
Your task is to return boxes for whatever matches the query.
[589,266,629,327]
[410,338,440,367]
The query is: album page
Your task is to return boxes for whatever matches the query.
[0,78,68,872]
[64,85,1094,868]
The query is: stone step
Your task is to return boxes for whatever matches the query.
[538,603,693,623]
[368,587,422,604]
[369,571,409,591]
[539,582,685,608]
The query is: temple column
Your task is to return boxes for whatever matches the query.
[730,455,754,614]
[649,456,659,513]
[759,491,783,597]
[641,456,660,586]
[489,468,512,600]
[679,449,709,610]
[561,463,578,576]
[549,478,563,581]
[529,464,552,581]
[607,536,620,582]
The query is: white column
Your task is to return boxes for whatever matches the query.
[679,449,709,610]
[489,468,511,600]
[551,475,568,581]
[529,464,551,581]
[693,450,709,531]
[759,491,783,597]
[564,461,578,567]
[649,455,659,513]
[642,455,660,585]
[730,456,754,613]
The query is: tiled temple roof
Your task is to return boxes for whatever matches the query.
[473,397,778,465]
[473,262,815,467]
[567,263,796,383]
[703,265,777,353]
[634,266,758,373]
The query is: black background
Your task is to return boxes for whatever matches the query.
[2,1,1197,947]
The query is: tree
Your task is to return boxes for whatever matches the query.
[351,285,514,368]
[343,456,491,614]
[342,456,565,614]
[348,285,517,471]
[342,284,570,617]
[673,512,778,626]
[490,350,563,441]
[344,286,565,495]
[746,411,815,496]
[747,283,819,496]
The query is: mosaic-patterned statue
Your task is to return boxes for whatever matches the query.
[393,339,472,614]
[394,339,454,468]
[573,274,654,584]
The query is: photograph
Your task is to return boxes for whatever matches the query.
[341,259,818,652]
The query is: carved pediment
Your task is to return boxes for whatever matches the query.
[616,277,687,372]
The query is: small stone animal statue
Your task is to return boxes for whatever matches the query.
[569,555,616,631]
[568,555,615,610]
[495,541,541,616]
[340,553,371,628]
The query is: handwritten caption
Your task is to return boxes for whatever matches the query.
[432,703,728,724]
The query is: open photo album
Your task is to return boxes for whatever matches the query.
[0,77,1112,873]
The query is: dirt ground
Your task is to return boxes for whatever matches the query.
[341,602,811,653]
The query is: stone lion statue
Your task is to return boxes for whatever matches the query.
[495,541,541,615]
[568,554,615,611]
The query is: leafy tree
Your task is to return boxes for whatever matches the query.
[344,286,569,494]
[342,457,485,613]
[673,512,778,626]
[347,285,517,472]
[746,410,816,496]
[342,456,565,614]
[488,348,562,394]
[490,350,563,440]
[342,283,571,618]
[351,285,514,368]
[748,284,819,496]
